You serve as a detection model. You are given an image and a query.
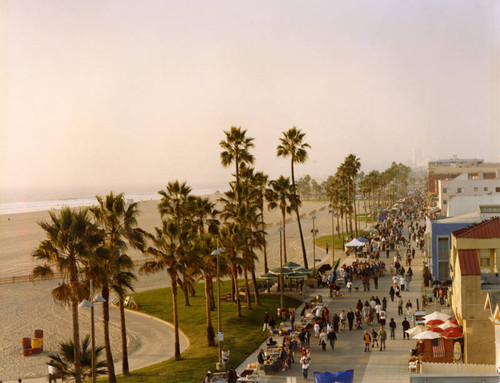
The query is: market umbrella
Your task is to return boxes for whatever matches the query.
[442,280,453,287]
[258,272,278,280]
[405,326,427,336]
[357,237,369,242]
[449,318,459,326]
[441,327,463,339]
[289,273,309,279]
[318,264,332,273]
[431,280,442,286]
[424,312,451,322]
[413,331,441,340]
[283,261,302,270]
[427,327,444,333]
[426,319,445,327]
[366,226,378,233]
[345,239,365,247]
[270,267,294,276]
[438,321,459,330]
[295,268,312,274]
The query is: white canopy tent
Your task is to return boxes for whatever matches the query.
[345,239,365,247]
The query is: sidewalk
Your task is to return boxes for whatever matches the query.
[239,221,438,383]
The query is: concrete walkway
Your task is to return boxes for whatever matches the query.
[238,219,443,383]
[5,307,189,383]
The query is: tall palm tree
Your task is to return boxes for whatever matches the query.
[140,219,194,360]
[250,170,269,274]
[219,127,255,206]
[90,192,145,377]
[344,154,361,236]
[32,208,103,383]
[265,176,294,263]
[277,127,310,268]
[158,181,195,306]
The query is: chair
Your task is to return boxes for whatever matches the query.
[408,360,418,373]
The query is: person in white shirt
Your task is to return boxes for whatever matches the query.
[300,355,310,379]
[379,310,387,326]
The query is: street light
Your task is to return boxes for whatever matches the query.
[329,208,336,267]
[211,243,225,371]
[312,216,318,276]
[278,226,285,312]
[79,280,105,383]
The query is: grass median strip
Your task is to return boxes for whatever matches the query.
[107,281,300,382]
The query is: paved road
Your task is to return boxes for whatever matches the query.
[238,217,444,383]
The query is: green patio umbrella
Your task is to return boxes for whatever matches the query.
[270,267,294,275]
[283,261,302,270]
[258,272,278,280]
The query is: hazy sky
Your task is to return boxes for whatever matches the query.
[1,0,499,198]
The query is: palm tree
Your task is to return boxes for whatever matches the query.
[265,176,294,263]
[277,127,310,268]
[140,219,194,360]
[344,154,361,236]
[252,171,269,274]
[158,181,195,306]
[90,192,145,377]
[32,208,103,383]
[47,334,107,381]
[219,127,255,206]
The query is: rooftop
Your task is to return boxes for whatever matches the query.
[457,249,480,276]
[452,217,500,239]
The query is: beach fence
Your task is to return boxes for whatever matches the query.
[0,258,155,285]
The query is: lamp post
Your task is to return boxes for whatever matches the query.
[79,280,105,383]
[329,208,335,266]
[211,242,225,370]
[312,216,317,276]
[278,226,284,312]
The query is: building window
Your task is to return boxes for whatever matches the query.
[474,187,479,192]
[443,188,448,193]
[457,188,463,193]
[496,187,500,193]
[479,249,493,272]
[438,261,449,280]
[443,200,447,205]
[437,237,449,260]
[484,187,489,192]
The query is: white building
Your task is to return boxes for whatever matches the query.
[437,173,500,216]
[447,196,500,217]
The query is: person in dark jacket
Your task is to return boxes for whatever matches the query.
[389,318,397,340]
[402,318,410,339]
[327,328,337,351]
[347,309,355,331]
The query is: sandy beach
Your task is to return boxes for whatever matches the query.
[0,194,363,381]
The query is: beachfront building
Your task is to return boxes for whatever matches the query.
[427,157,500,194]
[425,206,500,281]
[447,196,500,217]
[437,173,500,216]
[484,291,500,372]
[449,218,500,364]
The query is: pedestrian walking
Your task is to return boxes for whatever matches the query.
[370,328,379,349]
[347,309,355,331]
[397,296,403,316]
[300,354,310,380]
[378,327,387,351]
[389,318,396,339]
[340,310,346,331]
[363,331,371,352]
[346,280,352,293]
[319,329,327,351]
[402,318,410,339]
[263,312,269,331]
[327,328,337,351]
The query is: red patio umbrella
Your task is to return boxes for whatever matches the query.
[426,319,445,327]
[427,327,444,333]
[441,327,463,339]
[449,318,459,326]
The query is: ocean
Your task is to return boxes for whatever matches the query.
[0,186,222,215]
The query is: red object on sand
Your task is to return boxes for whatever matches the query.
[31,348,42,355]
[22,349,32,357]
[22,337,31,348]
[426,319,445,327]
[34,329,43,338]
[441,327,463,339]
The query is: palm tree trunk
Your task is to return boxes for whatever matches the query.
[261,200,269,274]
[231,273,236,303]
[251,268,261,306]
[181,277,190,306]
[119,296,131,376]
[207,277,215,311]
[188,279,196,297]
[281,210,287,264]
[291,160,308,269]
[204,274,215,346]
[102,284,116,383]
[233,266,242,317]
[336,214,341,240]
[170,273,182,360]
[353,182,358,236]
[243,267,252,310]
[71,296,83,383]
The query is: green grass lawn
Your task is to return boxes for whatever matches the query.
[315,232,348,250]
[107,281,299,382]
